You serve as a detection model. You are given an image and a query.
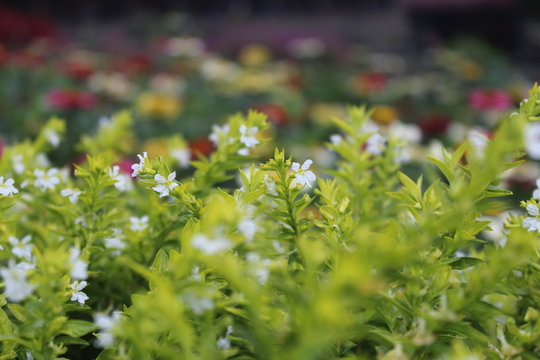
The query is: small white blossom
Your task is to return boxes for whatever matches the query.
[291,159,316,189]
[61,188,81,203]
[130,216,149,232]
[104,235,125,255]
[69,248,88,280]
[192,234,232,254]
[526,122,540,160]
[527,204,539,216]
[209,124,230,146]
[12,154,25,174]
[238,219,257,241]
[131,152,148,177]
[239,125,259,148]
[70,281,89,304]
[329,134,343,146]
[35,153,50,168]
[217,337,231,350]
[34,168,60,192]
[533,179,540,200]
[182,292,214,315]
[365,133,386,156]
[170,148,191,168]
[152,172,178,197]
[523,217,540,232]
[109,166,132,192]
[44,129,60,148]
[94,311,121,348]
[0,177,19,197]
[237,148,250,156]
[9,235,33,261]
[0,260,34,302]
[263,174,277,196]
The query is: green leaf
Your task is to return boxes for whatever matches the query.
[449,257,483,270]
[60,320,98,338]
[6,304,26,322]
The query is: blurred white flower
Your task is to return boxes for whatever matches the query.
[239,125,259,148]
[209,124,230,146]
[527,204,539,216]
[109,166,132,192]
[329,134,343,146]
[130,216,149,232]
[366,133,386,156]
[0,260,34,302]
[239,219,257,241]
[525,122,540,160]
[192,234,232,254]
[9,235,33,261]
[69,248,88,281]
[0,177,19,197]
[61,188,81,203]
[44,130,60,148]
[170,148,191,168]
[94,311,121,348]
[34,168,60,192]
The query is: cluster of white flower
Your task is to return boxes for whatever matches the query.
[9,235,34,262]
[182,291,214,315]
[131,152,148,177]
[291,159,316,189]
[94,311,121,348]
[263,174,277,196]
[366,133,387,156]
[238,218,257,242]
[209,124,230,147]
[152,172,178,198]
[103,229,126,255]
[191,234,232,254]
[238,125,259,155]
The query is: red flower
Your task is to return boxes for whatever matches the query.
[355,72,388,93]
[418,113,450,138]
[188,137,215,160]
[63,60,94,80]
[468,89,512,111]
[45,89,97,110]
[253,104,289,126]
[113,54,152,75]
[115,159,136,175]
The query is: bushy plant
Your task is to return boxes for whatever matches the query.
[1,86,540,359]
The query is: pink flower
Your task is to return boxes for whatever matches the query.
[468,89,512,111]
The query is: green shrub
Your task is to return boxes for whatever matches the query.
[1,86,540,360]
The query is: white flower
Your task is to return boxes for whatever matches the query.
[523,217,540,232]
[70,281,89,304]
[12,154,25,174]
[130,216,148,232]
[365,133,386,156]
[329,134,343,146]
[217,337,231,350]
[527,204,539,216]
[131,152,148,177]
[9,235,33,261]
[152,172,178,198]
[94,311,121,348]
[526,122,540,160]
[170,148,191,168]
[239,125,259,148]
[533,179,540,200]
[104,236,125,255]
[44,129,60,148]
[209,124,230,146]
[291,159,316,189]
[0,260,34,302]
[69,248,88,280]
[109,166,132,192]
[239,219,257,241]
[164,37,205,57]
[237,148,250,156]
[467,129,489,158]
[61,188,81,203]
[263,174,277,196]
[0,177,19,197]
[388,121,422,144]
[182,292,214,314]
[287,37,326,58]
[34,168,60,192]
[35,153,50,168]
[192,234,232,254]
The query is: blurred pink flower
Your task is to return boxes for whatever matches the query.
[45,89,97,110]
[468,89,512,111]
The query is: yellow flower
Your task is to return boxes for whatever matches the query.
[458,60,484,81]
[310,103,347,126]
[372,105,398,125]
[136,93,182,120]
[239,44,271,67]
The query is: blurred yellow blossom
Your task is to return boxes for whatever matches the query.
[136,93,183,120]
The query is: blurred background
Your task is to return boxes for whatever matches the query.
[1,0,539,205]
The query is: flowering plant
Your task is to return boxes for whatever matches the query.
[1,86,540,359]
